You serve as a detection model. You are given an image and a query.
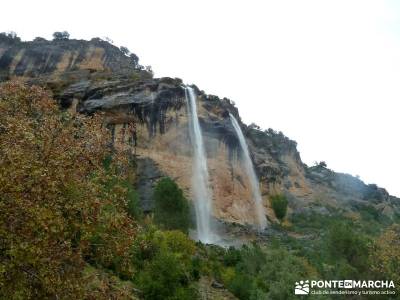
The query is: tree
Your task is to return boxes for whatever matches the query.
[270,194,288,221]
[129,53,139,66]
[314,161,327,168]
[145,65,154,76]
[104,36,114,44]
[120,46,130,55]
[132,229,198,300]
[326,222,370,277]
[153,177,191,233]
[370,225,400,293]
[249,123,261,130]
[0,82,136,298]
[0,31,21,43]
[33,37,47,42]
[224,244,318,300]
[52,31,70,40]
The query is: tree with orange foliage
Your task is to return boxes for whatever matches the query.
[370,224,400,293]
[0,82,137,299]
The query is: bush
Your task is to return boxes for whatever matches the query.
[127,184,141,219]
[221,244,318,300]
[132,229,198,300]
[270,194,288,220]
[137,251,198,300]
[223,247,242,266]
[326,221,370,277]
[153,177,191,233]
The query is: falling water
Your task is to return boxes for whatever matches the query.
[185,87,215,243]
[229,114,267,230]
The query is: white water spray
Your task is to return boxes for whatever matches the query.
[229,114,267,230]
[185,87,215,243]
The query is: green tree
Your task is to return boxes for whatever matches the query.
[223,244,318,300]
[153,177,191,233]
[0,31,21,43]
[52,31,70,40]
[326,221,370,278]
[270,194,288,220]
[132,229,198,300]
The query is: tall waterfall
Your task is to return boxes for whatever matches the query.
[229,114,267,230]
[185,87,215,243]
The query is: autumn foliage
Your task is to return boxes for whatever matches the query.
[0,82,136,299]
[1,81,398,300]
[370,225,400,293]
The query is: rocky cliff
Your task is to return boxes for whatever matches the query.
[1,35,398,228]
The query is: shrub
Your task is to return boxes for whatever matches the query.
[153,177,191,233]
[127,184,141,219]
[228,273,254,300]
[137,251,197,300]
[223,244,318,300]
[326,221,370,277]
[223,247,242,266]
[132,229,198,300]
[270,194,288,220]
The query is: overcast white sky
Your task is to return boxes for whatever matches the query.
[1,0,399,196]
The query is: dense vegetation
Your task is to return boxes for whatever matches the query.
[0,82,399,299]
[197,212,399,299]
[270,194,288,221]
[0,82,138,299]
[153,177,191,233]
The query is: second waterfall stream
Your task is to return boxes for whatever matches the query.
[185,86,217,243]
[229,113,267,230]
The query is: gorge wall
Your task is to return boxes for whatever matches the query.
[1,35,399,228]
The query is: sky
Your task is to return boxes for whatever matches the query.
[1,0,399,197]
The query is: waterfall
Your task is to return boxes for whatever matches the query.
[185,86,215,243]
[229,114,267,230]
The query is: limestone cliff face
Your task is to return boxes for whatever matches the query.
[0,36,140,80]
[1,37,399,226]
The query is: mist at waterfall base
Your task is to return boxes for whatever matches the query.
[185,87,218,244]
[229,114,267,230]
